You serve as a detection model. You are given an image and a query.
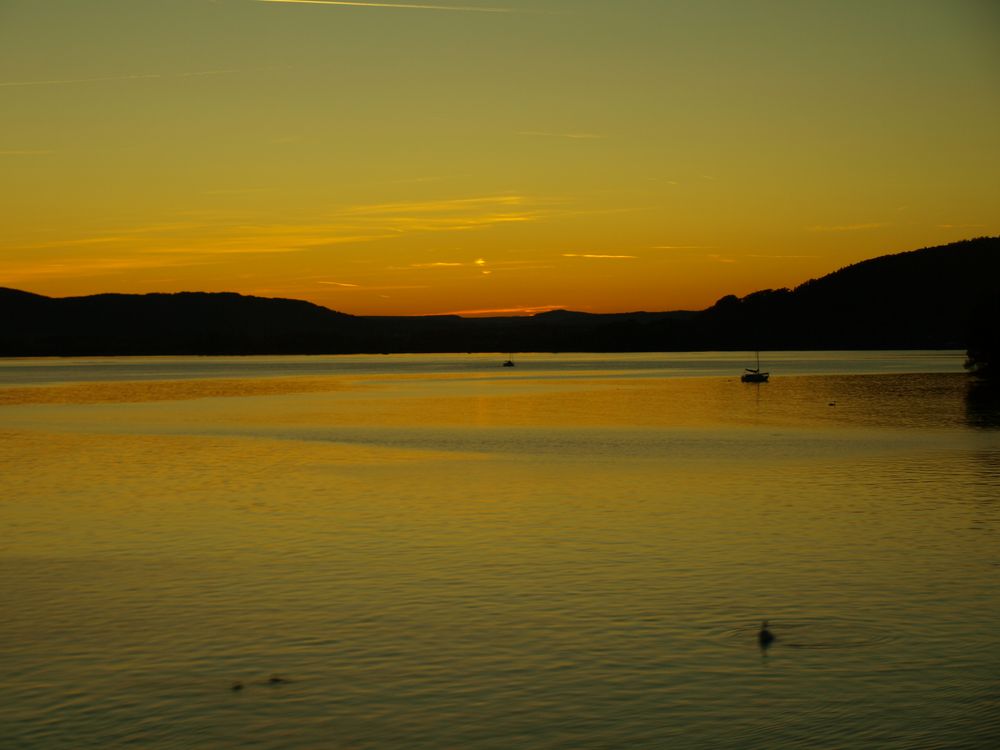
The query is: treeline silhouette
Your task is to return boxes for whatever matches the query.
[965,294,999,379]
[2,237,997,357]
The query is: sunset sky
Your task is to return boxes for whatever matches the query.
[2,0,998,316]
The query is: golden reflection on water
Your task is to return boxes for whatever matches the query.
[1,428,487,557]
[0,369,972,433]
[0,376,359,406]
[1,367,999,749]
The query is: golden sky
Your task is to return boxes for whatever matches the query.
[1,0,998,315]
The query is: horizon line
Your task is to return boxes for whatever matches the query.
[257,0,514,13]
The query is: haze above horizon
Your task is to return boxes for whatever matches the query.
[2,0,998,316]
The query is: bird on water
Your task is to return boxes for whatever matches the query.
[758,620,775,647]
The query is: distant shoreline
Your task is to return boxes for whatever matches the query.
[2,237,997,357]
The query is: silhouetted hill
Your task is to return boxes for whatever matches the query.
[1,237,997,355]
[695,236,999,349]
[0,289,362,355]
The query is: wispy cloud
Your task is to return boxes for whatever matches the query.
[936,223,986,229]
[318,282,428,291]
[15,197,548,262]
[0,255,220,281]
[155,245,309,255]
[518,131,603,140]
[17,221,395,256]
[15,222,216,250]
[386,175,452,185]
[10,194,557,282]
[651,245,715,250]
[483,263,554,273]
[562,253,637,259]
[202,187,270,195]
[258,0,512,13]
[19,235,133,249]
[390,258,547,273]
[391,215,535,232]
[345,195,525,214]
[342,195,549,233]
[438,304,566,317]
[808,222,888,232]
[0,69,241,89]
[397,258,481,270]
[747,253,819,259]
[0,149,54,155]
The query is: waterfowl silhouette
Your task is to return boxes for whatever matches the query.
[231,682,244,691]
[268,676,289,685]
[758,620,775,647]
[757,620,774,648]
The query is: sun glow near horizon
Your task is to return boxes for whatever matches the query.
[1,0,998,316]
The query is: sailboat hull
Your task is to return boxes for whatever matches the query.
[741,351,768,382]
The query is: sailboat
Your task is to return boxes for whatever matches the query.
[501,353,515,367]
[740,351,769,382]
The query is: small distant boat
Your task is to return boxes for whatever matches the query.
[502,353,515,367]
[741,351,769,383]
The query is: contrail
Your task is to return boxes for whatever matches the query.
[0,69,240,89]
[258,0,512,13]
[0,73,162,88]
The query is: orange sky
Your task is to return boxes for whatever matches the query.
[2,0,998,315]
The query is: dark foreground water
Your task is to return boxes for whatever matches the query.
[1,352,998,749]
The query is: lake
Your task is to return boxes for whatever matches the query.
[2,352,998,749]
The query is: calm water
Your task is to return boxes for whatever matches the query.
[2,352,998,749]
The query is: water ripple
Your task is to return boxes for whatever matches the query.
[710,615,902,651]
